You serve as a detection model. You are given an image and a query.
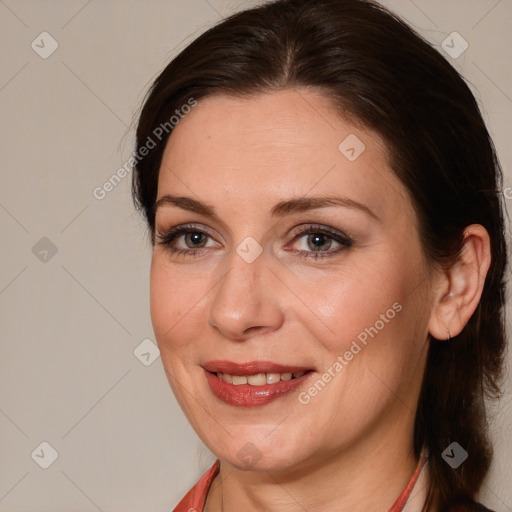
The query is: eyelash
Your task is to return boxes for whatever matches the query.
[154,223,354,261]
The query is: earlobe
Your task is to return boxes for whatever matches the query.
[427,224,491,341]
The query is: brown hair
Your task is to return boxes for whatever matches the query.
[131,0,508,509]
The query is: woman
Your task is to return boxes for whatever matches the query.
[131,0,508,510]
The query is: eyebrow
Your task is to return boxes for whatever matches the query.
[154,194,380,222]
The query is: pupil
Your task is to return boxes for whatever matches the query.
[187,232,205,247]
[309,234,330,251]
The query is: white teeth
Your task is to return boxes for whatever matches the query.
[220,372,232,384]
[266,373,281,384]
[216,371,307,386]
[232,375,248,385]
[248,373,267,385]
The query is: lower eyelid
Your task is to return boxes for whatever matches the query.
[157,226,352,255]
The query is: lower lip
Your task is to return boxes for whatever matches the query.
[204,370,313,407]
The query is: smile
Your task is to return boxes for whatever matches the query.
[216,371,306,385]
[202,361,314,407]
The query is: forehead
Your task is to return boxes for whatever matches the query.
[157,88,415,225]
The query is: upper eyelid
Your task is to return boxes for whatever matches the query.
[156,223,352,247]
[155,222,347,236]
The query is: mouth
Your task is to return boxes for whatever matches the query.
[214,370,307,385]
[202,361,315,407]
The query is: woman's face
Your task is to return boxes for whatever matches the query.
[150,88,436,472]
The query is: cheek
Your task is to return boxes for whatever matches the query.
[313,264,428,412]
[149,256,198,352]
[298,258,406,355]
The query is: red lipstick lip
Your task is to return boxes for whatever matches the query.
[203,368,314,407]
[202,360,313,376]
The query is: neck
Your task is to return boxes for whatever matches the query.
[205,419,425,512]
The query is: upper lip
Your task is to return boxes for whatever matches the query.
[203,360,313,375]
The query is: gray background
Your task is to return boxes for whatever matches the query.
[0,0,511,510]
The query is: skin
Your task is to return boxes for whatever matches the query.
[149,88,491,512]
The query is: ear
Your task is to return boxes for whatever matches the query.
[428,224,492,340]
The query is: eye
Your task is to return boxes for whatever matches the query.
[287,224,353,260]
[154,223,354,260]
[155,224,219,257]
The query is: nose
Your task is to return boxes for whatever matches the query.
[207,246,285,341]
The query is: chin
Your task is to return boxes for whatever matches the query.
[225,451,300,472]
[206,433,308,472]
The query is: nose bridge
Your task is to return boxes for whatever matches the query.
[207,239,283,339]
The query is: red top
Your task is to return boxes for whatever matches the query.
[173,452,429,512]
